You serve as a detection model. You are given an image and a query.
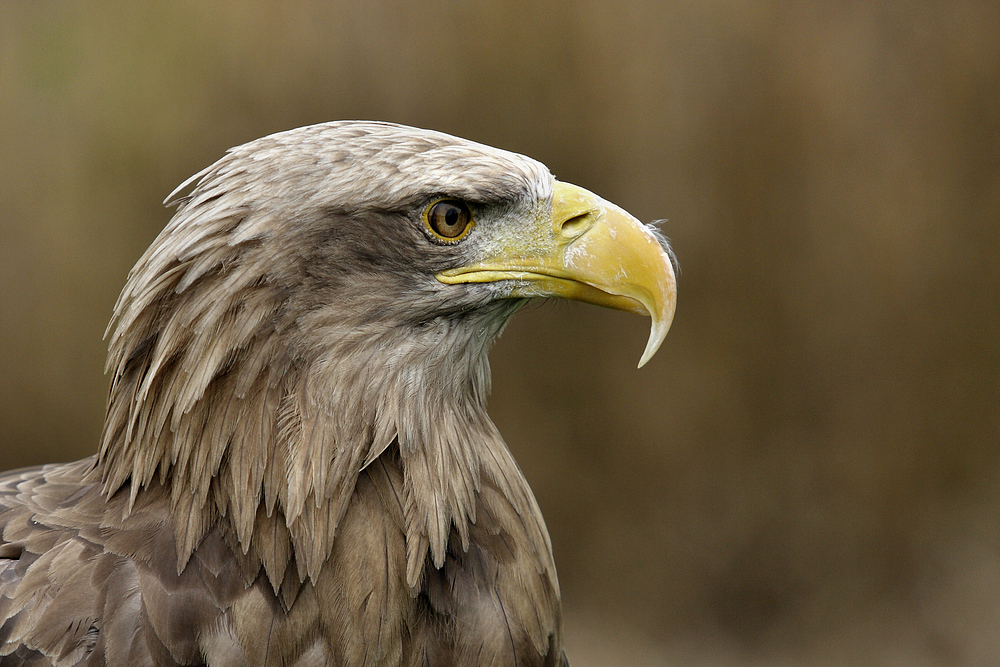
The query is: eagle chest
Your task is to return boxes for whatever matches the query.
[184,457,563,666]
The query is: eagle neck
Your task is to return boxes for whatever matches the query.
[300,300,550,588]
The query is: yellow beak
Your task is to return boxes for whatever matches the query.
[436,181,677,367]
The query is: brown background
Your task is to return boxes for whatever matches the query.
[2,2,999,664]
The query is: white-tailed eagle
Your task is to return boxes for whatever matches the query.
[0,122,676,666]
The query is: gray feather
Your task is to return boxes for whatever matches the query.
[1,121,566,666]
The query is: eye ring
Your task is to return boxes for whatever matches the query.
[424,199,473,242]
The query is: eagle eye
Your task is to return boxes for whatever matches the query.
[424,199,473,242]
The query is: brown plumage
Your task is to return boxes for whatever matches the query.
[0,121,676,666]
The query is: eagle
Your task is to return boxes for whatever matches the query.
[0,121,676,666]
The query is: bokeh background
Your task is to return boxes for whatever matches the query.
[2,2,999,664]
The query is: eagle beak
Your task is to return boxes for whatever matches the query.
[436,181,677,367]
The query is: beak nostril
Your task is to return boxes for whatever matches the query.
[560,211,595,239]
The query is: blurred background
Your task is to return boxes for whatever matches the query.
[2,1,998,664]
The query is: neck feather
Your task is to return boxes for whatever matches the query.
[99,253,544,594]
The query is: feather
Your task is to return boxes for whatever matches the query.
[0,121,579,666]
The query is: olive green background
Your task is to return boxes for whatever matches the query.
[2,2,999,664]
